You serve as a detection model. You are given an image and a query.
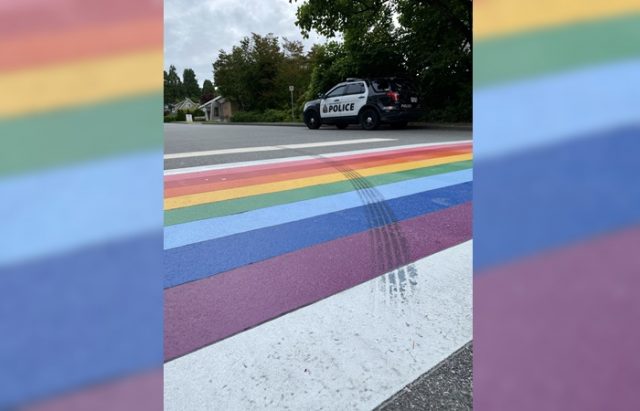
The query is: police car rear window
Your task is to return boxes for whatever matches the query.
[394,80,417,94]
[372,79,416,94]
[371,80,391,92]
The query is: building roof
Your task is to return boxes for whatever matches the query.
[174,97,197,110]
[199,96,225,109]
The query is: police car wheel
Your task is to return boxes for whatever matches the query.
[359,108,380,130]
[336,123,348,129]
[304,110,321,129]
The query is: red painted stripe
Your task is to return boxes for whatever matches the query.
[475,226,640,411]
[0,18,162,72]
[164,146,471,197]
[0,0,162,40]
[165,142,472,185]
[164,202,472,361]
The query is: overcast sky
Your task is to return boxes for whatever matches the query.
[164,0,326,87]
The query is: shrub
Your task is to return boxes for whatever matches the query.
[231,109,297,123]
[230,111,263,122]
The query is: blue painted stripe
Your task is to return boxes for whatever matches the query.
[474,58,640,161]
[0,232,162,408]
[0,150,163,266]
[474,124,640,272]
[164,169,473,249]
[164,182,472,289]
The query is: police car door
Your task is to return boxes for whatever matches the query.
[321,84,346,119]
[341,82,367,118]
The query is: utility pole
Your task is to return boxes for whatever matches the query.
[289,85,295,120]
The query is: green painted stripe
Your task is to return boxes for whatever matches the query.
[164,160,473,226]
[474,13,640,88]
[0,92,162,176]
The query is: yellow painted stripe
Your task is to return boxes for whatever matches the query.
[165,153,473,210]
[0,49,162,118]
[475,0,640,40]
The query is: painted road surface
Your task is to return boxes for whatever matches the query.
[163,124,472,409]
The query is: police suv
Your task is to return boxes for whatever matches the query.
[303,77,422,130]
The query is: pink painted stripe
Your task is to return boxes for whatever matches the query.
[22,369,162,411]
[475,225,640,411]
[0,0,162,39]
[164,202,472,361]
[164,142,472,184]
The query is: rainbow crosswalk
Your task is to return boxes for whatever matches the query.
[0,0,163,409]
[474,1,640,409]
[163,139,473,408]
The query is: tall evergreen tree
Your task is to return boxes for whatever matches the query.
[182,68,201,101]
[164,65,183,104]
[201,79,216,103]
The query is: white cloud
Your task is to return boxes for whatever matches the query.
[164,0,325,86]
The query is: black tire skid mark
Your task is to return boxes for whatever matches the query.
[279,146,418,298]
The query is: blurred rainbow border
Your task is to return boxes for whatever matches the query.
[474,1,640,409]
[0,0,163,409]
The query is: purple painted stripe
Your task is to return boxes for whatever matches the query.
[23,369,162,411]
[164,202,472,361]
[475,225,640,411]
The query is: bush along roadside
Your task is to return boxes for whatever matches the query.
[231,108,301,123]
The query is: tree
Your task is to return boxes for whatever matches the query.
[182,68,201,101]
[213,37,254,110]
[397,0,471,121]
[213,33,312,113]
[201,79,216,103]
[290,0,472,122]
[164,65,183,105]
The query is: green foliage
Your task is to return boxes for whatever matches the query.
[164,66,207,106]
[290,0,471,122]
[396,0,471,122]
[213,33,311,113]
[207,0,470,122]
[182,68,201,101]
[163,65,182,105]
[164,114,176,123]
[231,109,297,123]
[175,110,187,122]
[201,79,216,103]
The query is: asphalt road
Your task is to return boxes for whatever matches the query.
[164,123,471,169]
[164,123,472,410]
[376,342,473,410]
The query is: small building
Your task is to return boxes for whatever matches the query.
[172,97,198,113]
[199,96,236,122]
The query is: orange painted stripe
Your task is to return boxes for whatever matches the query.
[165,142,473,186]
[165,145,471,191]
[0,18,162,73]
[165,146,472,198]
